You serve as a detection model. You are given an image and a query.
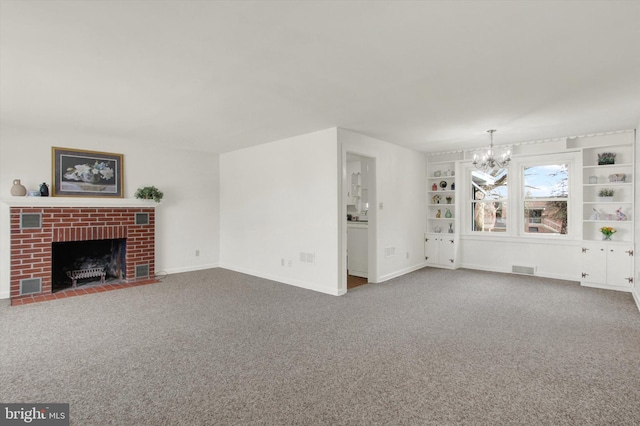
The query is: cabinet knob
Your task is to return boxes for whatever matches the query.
[582,272,588,278]
[581,247,589,253]
[626,277,634,284]
[626,250,634,256]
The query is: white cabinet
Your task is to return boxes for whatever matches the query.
[580,142,634,243]
[427,162,456,234]
[425,234,455,268]
[347,224,368,278]
[426,158,459,269]
[580,242,634,290]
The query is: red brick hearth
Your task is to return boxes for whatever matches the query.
[9,206,157,304]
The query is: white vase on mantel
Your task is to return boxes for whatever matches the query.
[10,179,27,196]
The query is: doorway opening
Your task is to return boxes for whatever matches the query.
[344,152,376,291]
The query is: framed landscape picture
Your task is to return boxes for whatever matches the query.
[52,147,124,197]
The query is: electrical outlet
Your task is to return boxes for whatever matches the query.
[195,250,200,257]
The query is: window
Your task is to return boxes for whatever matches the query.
[522,164,568,235]
[471,168,508,233]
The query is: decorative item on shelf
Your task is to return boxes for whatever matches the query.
[451,170,455,176]
[434,170,441,177]
[439,181,447,189]
[52,147,123,198]
[598,188,614,201]
[10,179,27,196]
[432,194,441,204]
[431,183,438,191]
[445,209,452,218]
[134,186,164,203]
[588,176,598,184]
[448,223,454,233]
[27,190,40,197]
[435,209,441,218]
[451,182,455,190]
[589,208,600,220]
[608,173,626,183]
[39,182,49,197]
[597,152,616,165]
[472,129,511,172]
[433,226,442,233]
[600,226,616,241]
[616,207,627,221]
[443,170,449,177]
[446,196,452,204]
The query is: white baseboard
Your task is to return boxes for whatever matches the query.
[632,290,640,313]
[162,263,220,275]
[0,290,10,300]
[377,263,427,283]
[461,263,579,283]
[581,282,632,293]
[219,263,341,296]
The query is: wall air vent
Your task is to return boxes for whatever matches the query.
[135,213,149,225]
[20,278,42,295]
[20,213,42,229]
[135,264,150,279]
[512,265,536,275]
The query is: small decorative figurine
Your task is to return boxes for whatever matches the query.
[432,183,438,191]
[589,208,600,220]
[432,195,441,204]
[616,207,627,221]
[39,183,49,197]
[445,209,452,218]
[451,182,455,190]
[448,223,454,233]
[435,209,441,218]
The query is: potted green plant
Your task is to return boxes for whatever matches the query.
[597,152,616,165]
[600,226,616,241]
[135,186,164,203]
[598,188,614,196]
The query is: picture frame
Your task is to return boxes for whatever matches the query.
[52,147,124,197]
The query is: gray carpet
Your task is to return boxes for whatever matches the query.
[1,267,640,425]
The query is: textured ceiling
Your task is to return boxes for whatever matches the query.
[1,0,639,154]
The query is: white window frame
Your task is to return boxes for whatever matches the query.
[462,151,580,240]
[512,152,580,240]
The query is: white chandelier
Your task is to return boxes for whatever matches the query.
[473,129,511,171]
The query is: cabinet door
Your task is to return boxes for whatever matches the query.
[440,237,455,265]
[581,244,607,284]
[606,245,634,288]
[347,227,368,278]
[425,236,440,264]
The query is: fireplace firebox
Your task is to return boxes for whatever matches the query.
[52,238,126,292]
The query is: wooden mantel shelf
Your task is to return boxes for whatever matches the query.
[0,197,159,208]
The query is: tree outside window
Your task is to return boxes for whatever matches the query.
[523,164,568,235]
[471,168,508,233]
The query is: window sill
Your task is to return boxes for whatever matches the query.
[460,234,582,246]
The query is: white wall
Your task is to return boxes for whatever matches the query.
[219,128,340,295]
[0,124,219,298]
[634,127,640,310]
[338,128,427,283]
[456,133,637,285]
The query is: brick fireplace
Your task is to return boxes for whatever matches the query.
[5,200,157,304]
